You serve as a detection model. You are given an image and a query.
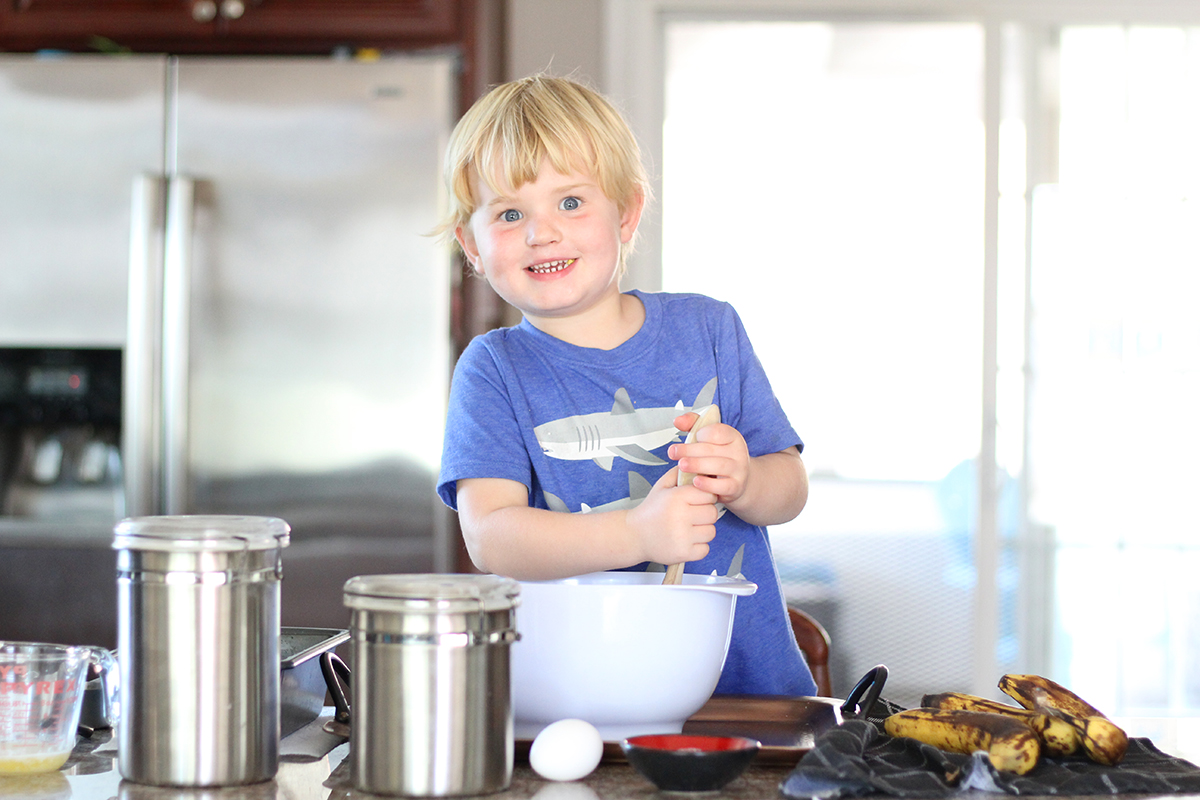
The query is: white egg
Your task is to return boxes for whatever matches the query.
[529,719,604,782]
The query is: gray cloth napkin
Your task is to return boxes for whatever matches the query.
[780,719,1200,798]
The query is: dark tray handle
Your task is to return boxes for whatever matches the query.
[320,651,352,724]
[840,664,888,720]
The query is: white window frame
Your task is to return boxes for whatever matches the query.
[603,0,1200,696]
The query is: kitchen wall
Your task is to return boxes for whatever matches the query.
[506,0,605,88]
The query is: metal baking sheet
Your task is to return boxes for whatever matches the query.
[281,627,349,737]
[683,695,842,764]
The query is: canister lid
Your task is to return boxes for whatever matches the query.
[343,573,520,613]
[112,515,291,553]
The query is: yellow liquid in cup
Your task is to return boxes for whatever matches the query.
[0,751,71,775]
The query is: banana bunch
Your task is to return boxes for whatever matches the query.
[883,708,1041,774]
[882,674,1128,774]
[921,691,1080,757]
[998,673,1129,765]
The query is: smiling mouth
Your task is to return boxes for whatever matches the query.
[527,258,576,275]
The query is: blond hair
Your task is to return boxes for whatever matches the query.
[435,74,651,269]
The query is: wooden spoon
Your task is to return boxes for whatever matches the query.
[663,403,722,585]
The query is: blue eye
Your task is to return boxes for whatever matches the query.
[560,196,581,211]
[501,209,522,222]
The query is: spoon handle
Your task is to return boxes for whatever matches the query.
[663,403,721,585]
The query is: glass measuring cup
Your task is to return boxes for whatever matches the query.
[0,641,116,775]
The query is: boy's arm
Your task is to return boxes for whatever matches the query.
[456,472,720,581]
[726,446,808,526]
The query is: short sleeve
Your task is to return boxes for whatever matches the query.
[718,303,804,458]
[437,338,535,509]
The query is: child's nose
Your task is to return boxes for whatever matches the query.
[524,213,562,246]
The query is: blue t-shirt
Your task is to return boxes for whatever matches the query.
[438,290,817,697]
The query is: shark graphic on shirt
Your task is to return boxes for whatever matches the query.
[543,471,653,514]
[534,377,718,471]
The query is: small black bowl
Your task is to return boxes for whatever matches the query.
[620,734,761,792]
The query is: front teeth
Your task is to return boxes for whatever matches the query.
[528,258,575,274]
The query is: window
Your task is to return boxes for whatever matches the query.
[1031,25,1200,715]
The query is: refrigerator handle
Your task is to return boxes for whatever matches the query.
[163,175,195,515]
[124,174,167,518]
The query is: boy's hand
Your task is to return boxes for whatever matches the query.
[669,412,751,506]
[625,467,719,566]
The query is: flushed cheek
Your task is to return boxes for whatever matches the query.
[481,230,524,265]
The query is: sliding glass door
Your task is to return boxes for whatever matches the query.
[642,5,1200,715]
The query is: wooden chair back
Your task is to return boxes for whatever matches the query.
[788,606,833,697]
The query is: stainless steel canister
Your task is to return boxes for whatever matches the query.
[113,515,290,787]
[343,574,520,797]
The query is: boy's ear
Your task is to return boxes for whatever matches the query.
[619,190,646,244]
[455,224,483,273]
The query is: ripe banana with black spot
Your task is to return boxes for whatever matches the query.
[921,691,1080,757]
[998,674,1129,765]
[1066,712,1129,766]
[997,674,1103,718]
[883,708,1042,775]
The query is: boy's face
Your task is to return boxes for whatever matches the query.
[455,159,642,325]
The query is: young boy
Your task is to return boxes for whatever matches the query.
[436,74,816,697]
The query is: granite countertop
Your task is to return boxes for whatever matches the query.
[0,718,801,800]
[10,714,1200,800]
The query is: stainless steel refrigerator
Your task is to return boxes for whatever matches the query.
[0,54,455,642]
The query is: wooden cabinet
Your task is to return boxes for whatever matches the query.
[0,0,472,56]
[0,0,502,118]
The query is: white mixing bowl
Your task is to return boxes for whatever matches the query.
[512,571,757,740]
